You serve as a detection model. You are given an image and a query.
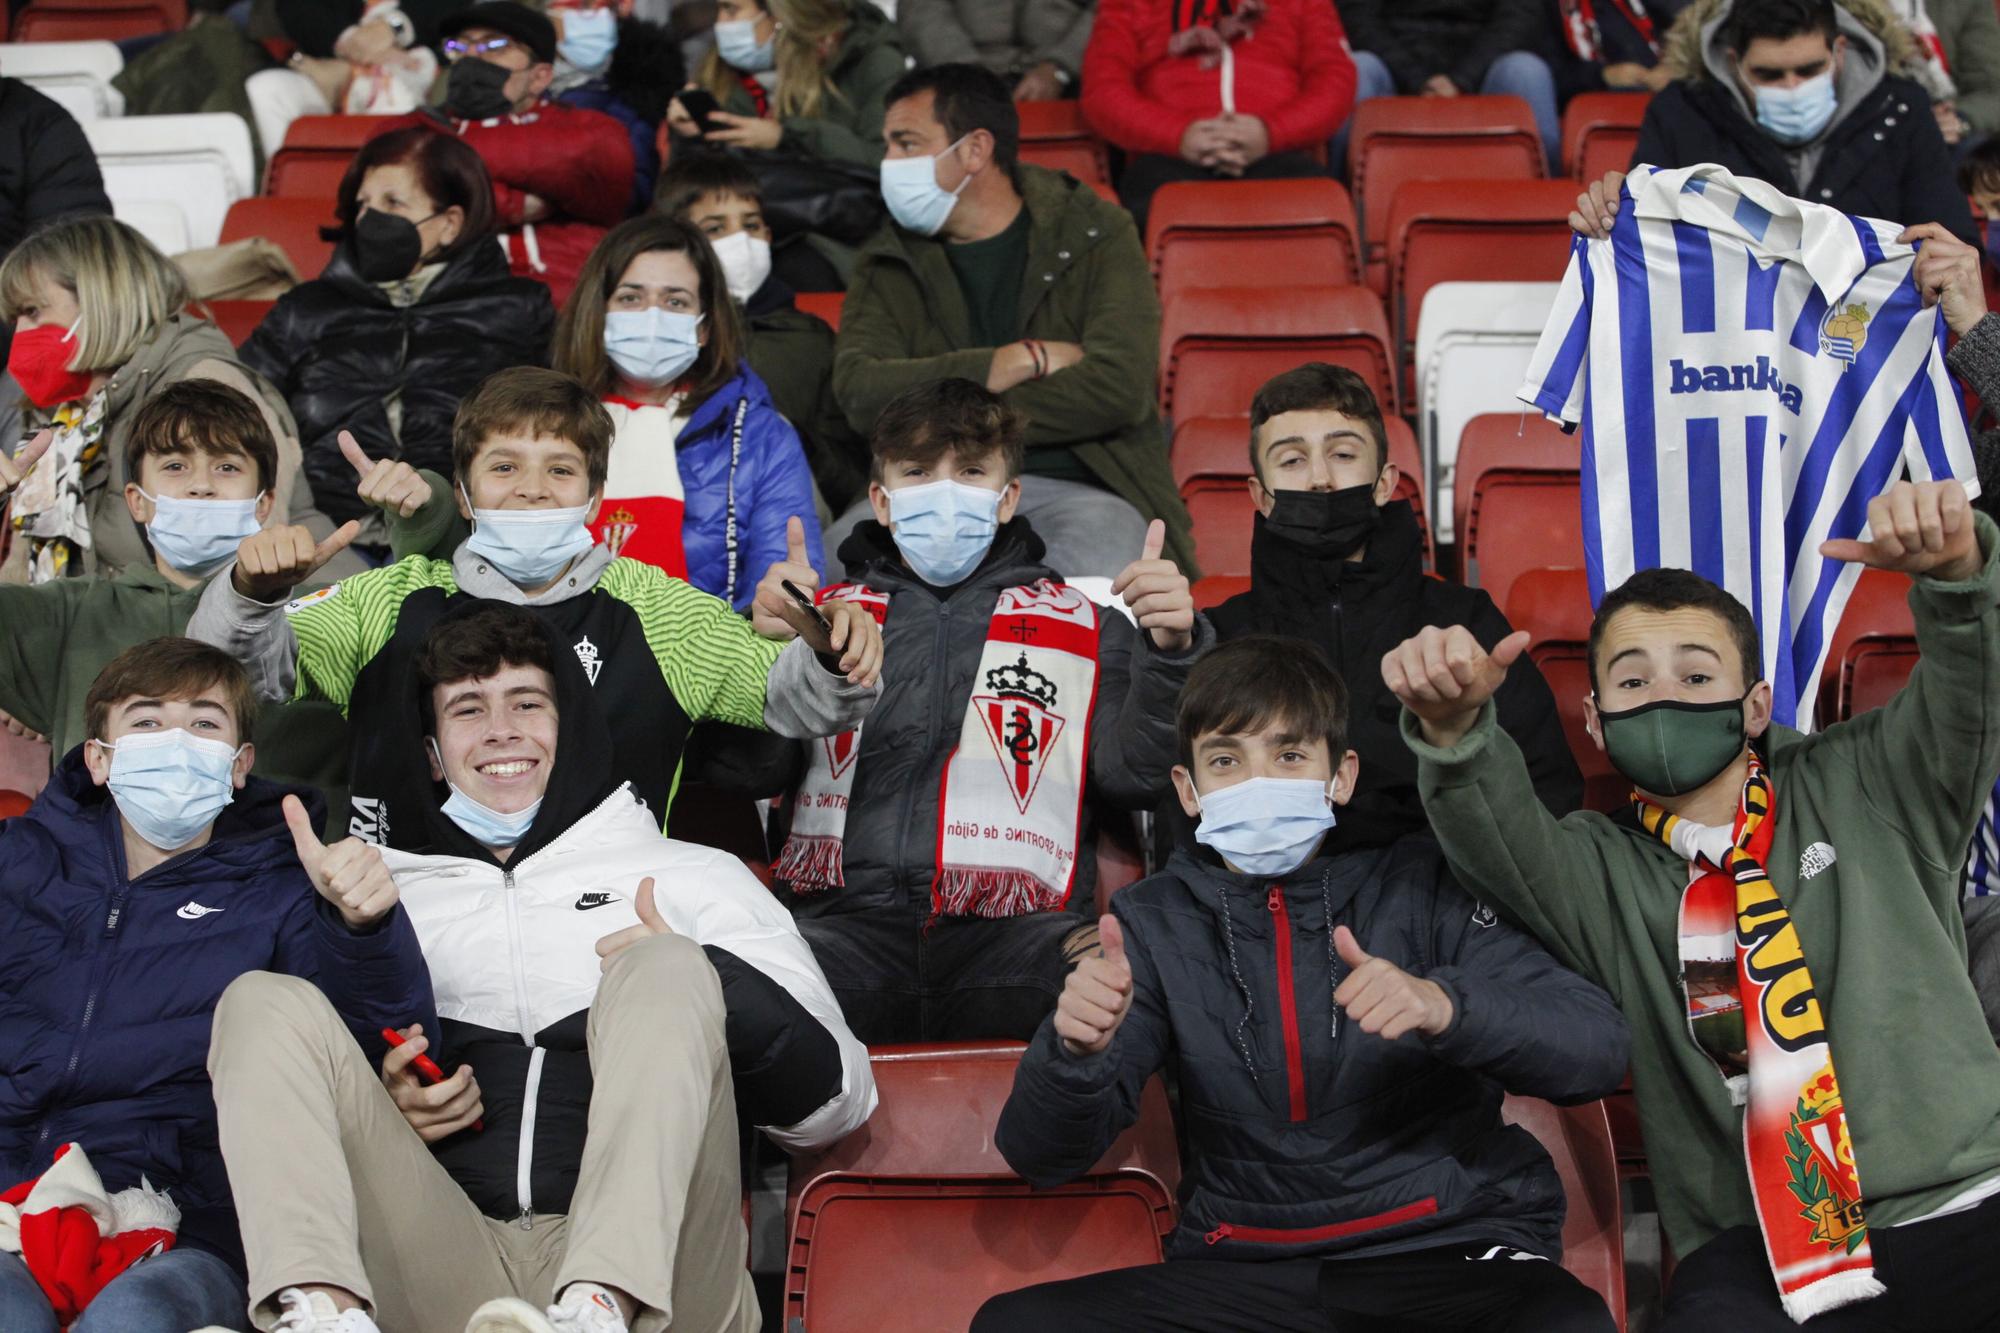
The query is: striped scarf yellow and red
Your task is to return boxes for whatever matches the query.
[1639,759,1885,1321]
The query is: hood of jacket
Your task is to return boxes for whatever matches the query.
[1667,0,1909,88]
[830,0,901,81]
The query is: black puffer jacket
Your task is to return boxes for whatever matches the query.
[238,236,554,526]
[0,79,109,263]
[997,842,1629,1261]
[1206,501,1582,851]
[1336,0,1550,93]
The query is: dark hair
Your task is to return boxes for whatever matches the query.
[451,366,615,493]
[1961,137,2000,197]
[1588,568,1763,694]
[552,214,746,405]
[415,604,557,731]
[869,377,1025,481]
[1722,0,1838,54]
[653,150,763,220]
[334,127,498,264]
[884,62,1021,179]
[1175,636,1349,770]
[124,378,279,494]
[86,636,256,745]
[1247,362,1388,481]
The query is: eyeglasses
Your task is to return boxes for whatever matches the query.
[443,35,515,60]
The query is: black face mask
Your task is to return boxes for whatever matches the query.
[1262,483,1381,559]
[349,208,438,282]
[444,57,515,120]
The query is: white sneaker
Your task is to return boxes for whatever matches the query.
[465,1283,630,1333]
[270,1286,383,1333]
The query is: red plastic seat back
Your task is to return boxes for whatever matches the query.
[1817,568,1916,724]
[15,4,174,39]
[1502,1095,1626,1329]
[1507,567,1624,811]
[1148,179,1361,298]
[220,195,338,280]
[794,290,843,332]
[1017,99,1110,186]
[1562,92,1649,183]
[1456,414,1583,610]
[198,299,275,347]
[265,115,377,197]
[1192,574,1250,610]
[1388,179,1580,354]
[1160,284,1396,418]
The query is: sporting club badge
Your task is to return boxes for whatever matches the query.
[974,653,1066,815]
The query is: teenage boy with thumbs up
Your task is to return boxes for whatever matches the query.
[208,601,872,1333]
[770,377,1213,1044]
[978,636,1627,1333]
[0,636,431,1333]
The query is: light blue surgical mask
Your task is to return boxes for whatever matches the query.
[1754,69,1837,143]
[462,487,597,586]
[139,489,263,577]
[557,5,618,72]
[94,728,243,852]
[429,739,542,847]
[880,135,972,236]
[887,478,1001,585]
[714,17,776,72]
[604,307,703,385]
[1193,777,1338,879]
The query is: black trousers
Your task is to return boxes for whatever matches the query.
[794,908,1086,1044]
[971,1244,1617,1333]
[1661,1192,2000,1331]
[1116,150,1327,234]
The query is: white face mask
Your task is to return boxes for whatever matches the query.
[710,229,773,304]
[1192,777,1339,878]
[879,134,973,236]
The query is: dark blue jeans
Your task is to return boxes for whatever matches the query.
[0,1245,249,1332]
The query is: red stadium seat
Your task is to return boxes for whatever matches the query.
[14,0,180,41]
[1562,92,1649,184]
[1095,813,1146,912]
[1184,483,1257,578]
[265,115,376,197]
[1017,98,1110,187]
[198,299,274,347]
[1191,574,1249,610]
[1817,568,1916,724]
[1346,96,1545,291]
[794,290,842,332]
[1502,1096,1627,1329]
[1387,179,1579,371]
[1160,284,1396,419]
[220,195,338,281]
[1454,412,1584,610]
[1147,179,1361,302]
[784,1042,1180,1333]
[1506,566,1625,811]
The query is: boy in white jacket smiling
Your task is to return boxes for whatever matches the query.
[208,603,874,1333]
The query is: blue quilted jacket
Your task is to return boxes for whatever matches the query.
[678,362,824,610]
[0,748,435,1274]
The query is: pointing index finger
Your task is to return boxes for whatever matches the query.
[338,430,375,479]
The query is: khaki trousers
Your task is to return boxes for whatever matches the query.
[209,934,758,1333]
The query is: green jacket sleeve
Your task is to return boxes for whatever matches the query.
[385,468,469,563]
[1948,0,2000,135]
[608,562,783,731]
[1831,512,2000,891]
[1003,219,1162,448]
[779,45,905,167]
[832,261,1001,435]
[1403,701,1626,995]
[0,581,82,737]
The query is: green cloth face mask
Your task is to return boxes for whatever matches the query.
[1597,693,1749,797]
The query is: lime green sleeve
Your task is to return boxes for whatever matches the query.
[598,559,781,729]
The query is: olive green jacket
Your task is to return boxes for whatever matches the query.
[721,0,906,168]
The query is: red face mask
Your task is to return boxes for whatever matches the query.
[8,323,94,409]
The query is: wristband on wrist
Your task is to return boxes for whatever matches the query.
[1024,339,1048,379]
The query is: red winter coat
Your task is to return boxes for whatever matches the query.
[1081,0,1356,157]
[373,102,635,304]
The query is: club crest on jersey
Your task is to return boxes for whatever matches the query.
[601,505,639,558]
[974,653,1065,815]
[574,635,602,685]
[1668,357,1804,414]
[1819,301,1870,372]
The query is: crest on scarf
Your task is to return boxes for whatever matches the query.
[1785,1064,1868,1252]
[975,653,1065,814]
[601,505,639,558]
[822,729,860,780]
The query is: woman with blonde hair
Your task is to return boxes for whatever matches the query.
[668,0,907,168]
[0,215,362,584]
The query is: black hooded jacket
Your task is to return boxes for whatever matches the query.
[1207,501,1583,849]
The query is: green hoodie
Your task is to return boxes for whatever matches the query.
[1403,514,2000,1261]
[0,563,350,833]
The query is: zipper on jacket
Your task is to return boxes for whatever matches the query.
[1267,886,1308,1122]
[514,1045,546,1230]
[1204,1198,1440,1247]
[500,869,535,1042]
[34,829,137,1156]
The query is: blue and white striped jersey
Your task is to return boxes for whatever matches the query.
[1519,163,1977,730]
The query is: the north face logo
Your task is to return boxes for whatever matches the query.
[1799,842,1837,881]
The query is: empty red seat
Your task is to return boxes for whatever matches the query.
[1191,574,1249,610]
[1817,568,1916,724]
[1160,284,1396,419]
[1506,566,1624,811]
[14,3,174,39]
[1562,92,1649,184]
[1095,813,1147,912]
[199,299,274,347]
[794,289,843,332]
[1454,412,1584,610]
[785,1042,1180,1333]
[1388,179,1580,367]
[1017,98,1110,187]
[1501,1095,1627,1329]
[1147,179,1361,304]
[1346,96,1545,291]
[265,115,376,197]
[220,195,338,281]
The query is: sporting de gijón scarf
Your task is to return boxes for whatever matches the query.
[1520,163,1977,731]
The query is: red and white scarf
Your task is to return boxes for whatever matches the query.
[1558,0,1657,62]
[0,1144,179,1326]
[1642,760,1884,1322]
[775,578,1100,918]
[592,397,689,581]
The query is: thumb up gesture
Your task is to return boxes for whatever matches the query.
[594,876,674,973]
[285,793,400,928]
[342,430,433,520]
[1056,914,1135,1056]
[1331,925,1454,1040]
[1380,626,1530,749]
[1111,520,1195,653]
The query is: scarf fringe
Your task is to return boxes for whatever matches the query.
[771,835,844,893]
[935,868,1064,919]
[1780,1271,1888,1323]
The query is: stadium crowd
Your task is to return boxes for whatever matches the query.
[3,0,2000,1329]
